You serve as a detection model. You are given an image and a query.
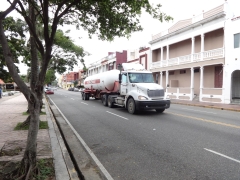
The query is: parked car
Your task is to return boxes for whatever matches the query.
[68,87,74,91]
[45,89,54,94]
[79,88,85,93]
[44,87,49,92]
[74,88,79,92]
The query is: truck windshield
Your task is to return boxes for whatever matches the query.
[128,73,154,83]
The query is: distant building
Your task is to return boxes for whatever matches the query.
[87,50,127,76]
[62,72,79,89]
[127,47,150,70]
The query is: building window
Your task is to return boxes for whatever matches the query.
[234,33,240,48]
[169,71,174,75]
[180,70,186,74]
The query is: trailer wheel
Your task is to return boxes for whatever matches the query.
[127,98,136,114]
[155,109,165,113]
[108,96,114,108]
[102,94,108,106]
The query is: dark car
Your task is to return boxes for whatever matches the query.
[45,89,54,94]
[68,87,74,91]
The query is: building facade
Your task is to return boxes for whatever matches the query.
[149,1,240,104]
[61,72,79,89]
[88,51,127,75]
[127,47,150,70]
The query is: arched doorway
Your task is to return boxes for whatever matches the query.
[231,70,240,103]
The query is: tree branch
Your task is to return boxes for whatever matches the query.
[0,0,19,20]
[16,0,45,56]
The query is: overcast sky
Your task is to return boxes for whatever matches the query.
[1,0,239,74]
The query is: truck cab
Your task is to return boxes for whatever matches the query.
[109,63,170,114]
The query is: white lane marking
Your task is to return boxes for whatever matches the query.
[204,148,240,164]
[181,108,216,114]
[106,111,129,120]
[65,96,67,97]
[71,98,74,100]
[81,102,88,105]
[49,98,114,180]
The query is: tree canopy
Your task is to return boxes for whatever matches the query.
[0,16,27,82]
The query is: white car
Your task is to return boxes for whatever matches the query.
[44,87,49,92]
[79,88,85,93]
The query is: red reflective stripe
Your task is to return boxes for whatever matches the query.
[85,79,100,85]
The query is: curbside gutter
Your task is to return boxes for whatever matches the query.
[46,97,114,180]
[45,97,79,180]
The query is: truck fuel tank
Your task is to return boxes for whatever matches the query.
[84,70,120,91]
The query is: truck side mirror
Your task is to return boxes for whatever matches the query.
[119,74,122,84]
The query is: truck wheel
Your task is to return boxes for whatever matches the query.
[156,109,165,113]
[82,93,85,100]
[102,94,108,106]
[85,93,89,101]
[108,96,114,108]
[127,98,136,114]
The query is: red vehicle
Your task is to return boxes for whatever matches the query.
[45,89,54,94]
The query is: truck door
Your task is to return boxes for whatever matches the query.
[121,73,128,95]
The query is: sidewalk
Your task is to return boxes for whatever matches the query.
[0,93,78,180]
[171,99,240,112]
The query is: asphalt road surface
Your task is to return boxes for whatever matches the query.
[49,89,240,180]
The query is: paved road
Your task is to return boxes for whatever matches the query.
[49,89,240,180]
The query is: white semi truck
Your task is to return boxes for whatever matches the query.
[82,63,170,114]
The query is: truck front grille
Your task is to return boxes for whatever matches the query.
[147,89,165,97]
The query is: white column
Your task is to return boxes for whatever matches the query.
[200,66,204,102]
[166,70,169,92]
[166,45,169,66]
[221,65,225,103]
[166,45,169,60]
[201,34,205,61]
[161,47,163,61]
[160,72,163,86]
[191,37,195,62]
[190,67,194,100]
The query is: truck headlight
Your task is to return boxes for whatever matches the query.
[138,95,148,100]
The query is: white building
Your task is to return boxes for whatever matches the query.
[149,1,240,104]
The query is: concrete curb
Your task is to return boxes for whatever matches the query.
[171,101,240,112]
[45,97,79,180]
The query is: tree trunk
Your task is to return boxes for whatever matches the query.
[17,93,40,179]
[0,14,40,179]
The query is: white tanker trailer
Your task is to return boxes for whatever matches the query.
[83,63,170,114]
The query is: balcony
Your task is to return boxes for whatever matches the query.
[150,48,224,69]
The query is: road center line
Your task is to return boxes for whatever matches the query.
[180,108,216,114]
[106,111,128,120]
[204,148,240,164]
[81,102,88,105]
[167,112,240,129]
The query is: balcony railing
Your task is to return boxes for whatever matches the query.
[150,48,224,69]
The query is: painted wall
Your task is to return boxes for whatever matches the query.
[204,29,224,51]
[169,39,191,58]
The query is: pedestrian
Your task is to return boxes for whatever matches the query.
[0,86,2,99]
